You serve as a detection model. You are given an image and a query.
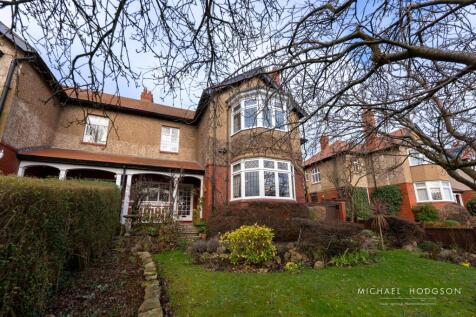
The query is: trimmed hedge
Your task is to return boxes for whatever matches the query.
[412,204,439,222]
[0,176,121,316]
[370,185,402,214]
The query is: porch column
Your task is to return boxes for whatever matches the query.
[115,174,122,187]
[59,169,67,180]
[172,175,179,213]
[17,166,25,177]
[121,174,132,224]
[199,176,204,218]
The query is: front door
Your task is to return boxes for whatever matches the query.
[176,185,193,221]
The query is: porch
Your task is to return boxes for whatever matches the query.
[17,160,204,224]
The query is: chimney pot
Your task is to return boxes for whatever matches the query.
[270,67,281,85]
[140,87,154,103]
[362,107,376,144]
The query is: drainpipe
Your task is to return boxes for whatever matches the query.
[0,55,35,117]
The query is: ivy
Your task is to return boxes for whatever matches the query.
[371,185,402,215]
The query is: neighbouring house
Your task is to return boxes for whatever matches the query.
[303,109,475,222]
[0,24,306,223]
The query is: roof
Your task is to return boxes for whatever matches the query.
[304,128,410,167]
[18,148,204,173]
[65,89,195,121]
[0,22,36,53]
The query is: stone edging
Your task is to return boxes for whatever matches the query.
[136,252,163,317]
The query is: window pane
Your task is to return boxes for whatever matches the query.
[262,106,273,128]
[160,127,180,152]
[233,174,241,198]
[84,115,109,144]
[244,107,257,128]
[233,112,241,133]
[416,188,429,201]
[158,184,170,203]
[430,187,442,200]
[415,182,426,188]
[442,187,453,201]
[275,109,285,129]
[278,173,290,197]
[244,160,259,169]
[277,162,288,170]
[264,171,276,196]
[263,160,275,169]
[245,171,260,196]
[232,163,241,172]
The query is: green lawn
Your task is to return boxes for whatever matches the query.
[154,250,476,317]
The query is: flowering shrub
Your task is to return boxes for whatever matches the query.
[220,224,276,265]
[284,261,300,272]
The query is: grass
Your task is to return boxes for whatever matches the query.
[154,250,476,317]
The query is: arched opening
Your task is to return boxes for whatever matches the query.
[66,169,115,182]
[24,165,60,178]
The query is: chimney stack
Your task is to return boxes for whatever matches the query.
[320,134,329,150]
[140,87,154,103]
[362,107,377,145]
[270,67,281,86]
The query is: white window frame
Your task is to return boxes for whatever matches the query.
[413,180,455,203]
[229,90,289,135]
[160,126,180,153]
[408,149,429,166]
[231,157,296,201]
[311,166,320,184]
[83,115,109,145]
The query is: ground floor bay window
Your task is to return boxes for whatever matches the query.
[414,180,454,203]
[231,157,295,200]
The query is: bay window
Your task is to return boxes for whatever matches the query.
[414,181,454,202]
[230,90,288,133]
[231,158,295,200]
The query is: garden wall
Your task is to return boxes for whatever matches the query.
[0,176,121,316]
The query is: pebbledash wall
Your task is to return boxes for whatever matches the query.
[0,34,306,221]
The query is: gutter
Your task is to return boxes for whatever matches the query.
[0,54,35,117]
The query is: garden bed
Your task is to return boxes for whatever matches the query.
[155,250,476,317]
[46,246,144,316]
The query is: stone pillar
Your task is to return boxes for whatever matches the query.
[199,177,204,219]
[121,174,132,224]
[59,169,67,180]
[172,175,179,215]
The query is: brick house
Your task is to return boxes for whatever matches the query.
[304,110,475,222]
[0,25,306,223]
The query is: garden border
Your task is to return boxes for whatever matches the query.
[136,252,164,317]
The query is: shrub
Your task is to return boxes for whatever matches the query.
[0,176,120,316]
[284,261,300,272]
[418,240,441,253]
[440,204,470,223]
[207,202,309,241]
[466,197,476,216]
[370,185,402,214]
[384,217,424,247]
[188,238,220,257]
[351,187,371,219]
[412,204,439,222]
[328,250,378,268]
[444,220,460,227]
[292,218,363,259]
[220,225,277,265]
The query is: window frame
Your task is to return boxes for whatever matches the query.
[160,126,180,153]
[311,166,321,184]
[231,157,296,201]
[413,180,455,203]
[82,114,109,145]
[229,90,289,135]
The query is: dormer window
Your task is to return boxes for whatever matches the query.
[230,90,288,134]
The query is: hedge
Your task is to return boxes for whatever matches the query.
[350,187,371,219]
[0,176,121,316]
[370,185,402,214]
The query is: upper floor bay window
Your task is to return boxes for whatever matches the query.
[311,167,320,183]
[408,149,428,166]
[231,91,288,134]
[231,158,295,200]
[160,126,180,153]
[414,180,454,202]
[83,115,109,145]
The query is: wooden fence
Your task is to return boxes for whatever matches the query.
[424,227,476,251]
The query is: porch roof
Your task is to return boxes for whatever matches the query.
[18,148,204,174]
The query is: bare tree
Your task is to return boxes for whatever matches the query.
[3,0,476,189]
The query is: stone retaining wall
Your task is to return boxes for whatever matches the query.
[136,252,163,317]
